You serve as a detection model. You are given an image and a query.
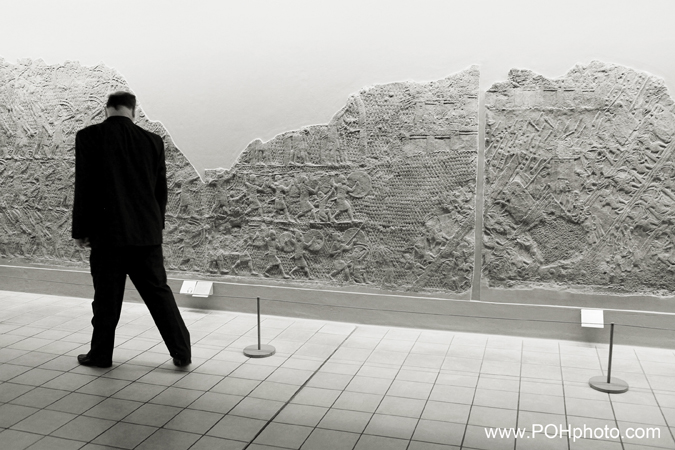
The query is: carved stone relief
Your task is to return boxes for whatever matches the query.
[484,61,675,295]
[0,59,478,294]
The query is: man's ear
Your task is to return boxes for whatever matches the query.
[132,107,136,119]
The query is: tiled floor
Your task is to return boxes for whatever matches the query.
[0,290,674,450]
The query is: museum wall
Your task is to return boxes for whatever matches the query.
[2,1,675,320]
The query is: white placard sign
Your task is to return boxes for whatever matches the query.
[180,280,197,295]
[581,309,604,328]
[192,281,213,298]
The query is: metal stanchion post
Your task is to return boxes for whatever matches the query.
[244,297,276,358]
[589,323,629,393]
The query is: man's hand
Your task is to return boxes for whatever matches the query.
[74,238,91,248]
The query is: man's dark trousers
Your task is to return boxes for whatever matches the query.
[89,244,191,363]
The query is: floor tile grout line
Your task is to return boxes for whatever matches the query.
[348,329,422,448]
[558,341,572,450]
[511,339,523,450]
[240,326,359,450]
[458,336,488,450]
[292,327,388,450]
[634,349,675,448]
[404,332,456,450]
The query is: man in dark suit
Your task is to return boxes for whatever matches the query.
[72,91,191,368]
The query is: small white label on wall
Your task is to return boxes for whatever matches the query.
[581,309,604,328]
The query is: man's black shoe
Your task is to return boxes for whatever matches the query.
[173,357,191,367]
[77,354,112,368]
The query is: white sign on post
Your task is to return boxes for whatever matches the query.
[180,280,197,295]
[193,281,213,298]
[581,309,604,328]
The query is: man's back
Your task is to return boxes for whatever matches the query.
[72,116,167,247]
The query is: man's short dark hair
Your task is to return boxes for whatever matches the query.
[106,91,136,110]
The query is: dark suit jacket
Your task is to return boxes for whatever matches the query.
[72,116,167,248]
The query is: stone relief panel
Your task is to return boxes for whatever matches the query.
[484,61,675,295]
[0,58,478,294]
[194,67,479,293]
[0,58,199,266]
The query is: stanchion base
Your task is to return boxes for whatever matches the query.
[589,376,629,394]
[244,344,276,358]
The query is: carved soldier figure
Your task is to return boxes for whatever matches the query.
[289,230,315,279]
[207,245,229,275]
[270,175,294,222]
[295,175,318,221]
[329,232,353,281]
[231,238,258,276]
[330,174,356,223]
[262,230,290,279]
[235,174,265,218]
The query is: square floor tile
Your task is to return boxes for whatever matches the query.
[254,422,313,449]
[0,403,39,428]
[210,377,259,396]
[51,415,116,441]
[429,384,475,404]
[0,429,42,450]
[612,402,667,426]
[468,406,517,429]
[188,391,243,414]
[11,409,76,435]
[230,397,285,420]
[376,396,425,418]
[292,387,341,407]
[473,388,519,410]
[386,380,433,400]
[92,422,157,449]
[10,387,69,408]
[249,381,299,402]
[333,391,383,413]
[519,393,565,415]
[354,434,409,450]
[0,382,34,403]
[165,408,223,434]
[112,382,167,402]
[301,428,360,450]
[149,387,204,408]
[364,413,418,440]
[24,435,86,450]
[412,419,464,447]
[45,392,106,415]
[422,401,471,424]
[275,404,328,427]
[83,398,142,421]
[318,409,372,433]
[207,414,267,441]
[135,428,201,450]
[122,403,182,427]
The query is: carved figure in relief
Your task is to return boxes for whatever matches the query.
[230,236,259,276]
[328,232,353,281]
[289,231,315,279]
[294,174,318,221]
[206,245,229,275]
[270,175,294,222]
[329,174,355,223]
[262,230,290,279]
[235,174,265,218]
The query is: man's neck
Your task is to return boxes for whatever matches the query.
[105,107,134,120]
